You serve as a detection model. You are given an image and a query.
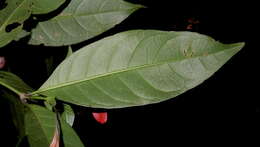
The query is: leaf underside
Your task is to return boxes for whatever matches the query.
[29,0,143,46]
[0,0,33,47]
[33,30,244,109]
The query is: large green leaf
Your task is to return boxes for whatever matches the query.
[0,71,33,95]
[0,0,33,47]
[25,105,84,147]
[32,30,244,108]
[31,0,65,14]
[29,0,143,46]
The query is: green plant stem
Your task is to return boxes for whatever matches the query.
[30,96,46,101]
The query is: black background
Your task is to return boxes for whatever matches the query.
[0,0,249,146]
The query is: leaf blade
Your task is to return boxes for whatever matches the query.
[0,71,33,95]
[61,104,75,126]
[25,105,84,147]
[29,0,143,46]
[0,0,33,47]
[25,105,56,147]
[33,30,244,108]
[60,119,85,147]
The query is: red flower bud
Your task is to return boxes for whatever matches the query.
[92,112,108,124]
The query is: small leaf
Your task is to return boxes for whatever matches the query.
[0,0,33,47]
[92,112,107,124]
[31,0,65,14]
[32,30,244,108]
[61,104,75,126]
[29,0,143,46]
[0,71,33,95]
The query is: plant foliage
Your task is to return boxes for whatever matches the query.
[0,0,244,146]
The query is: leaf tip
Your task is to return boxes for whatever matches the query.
[238,42,245,48]
[129,2,146,10]
[222,41,245,53]
[231,42,245,52]
[137,4,147,9]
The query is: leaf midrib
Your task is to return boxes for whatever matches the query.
[32,43,242,95]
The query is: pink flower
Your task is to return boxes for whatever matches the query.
[49,126,60,147]
[0,57,5,69]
